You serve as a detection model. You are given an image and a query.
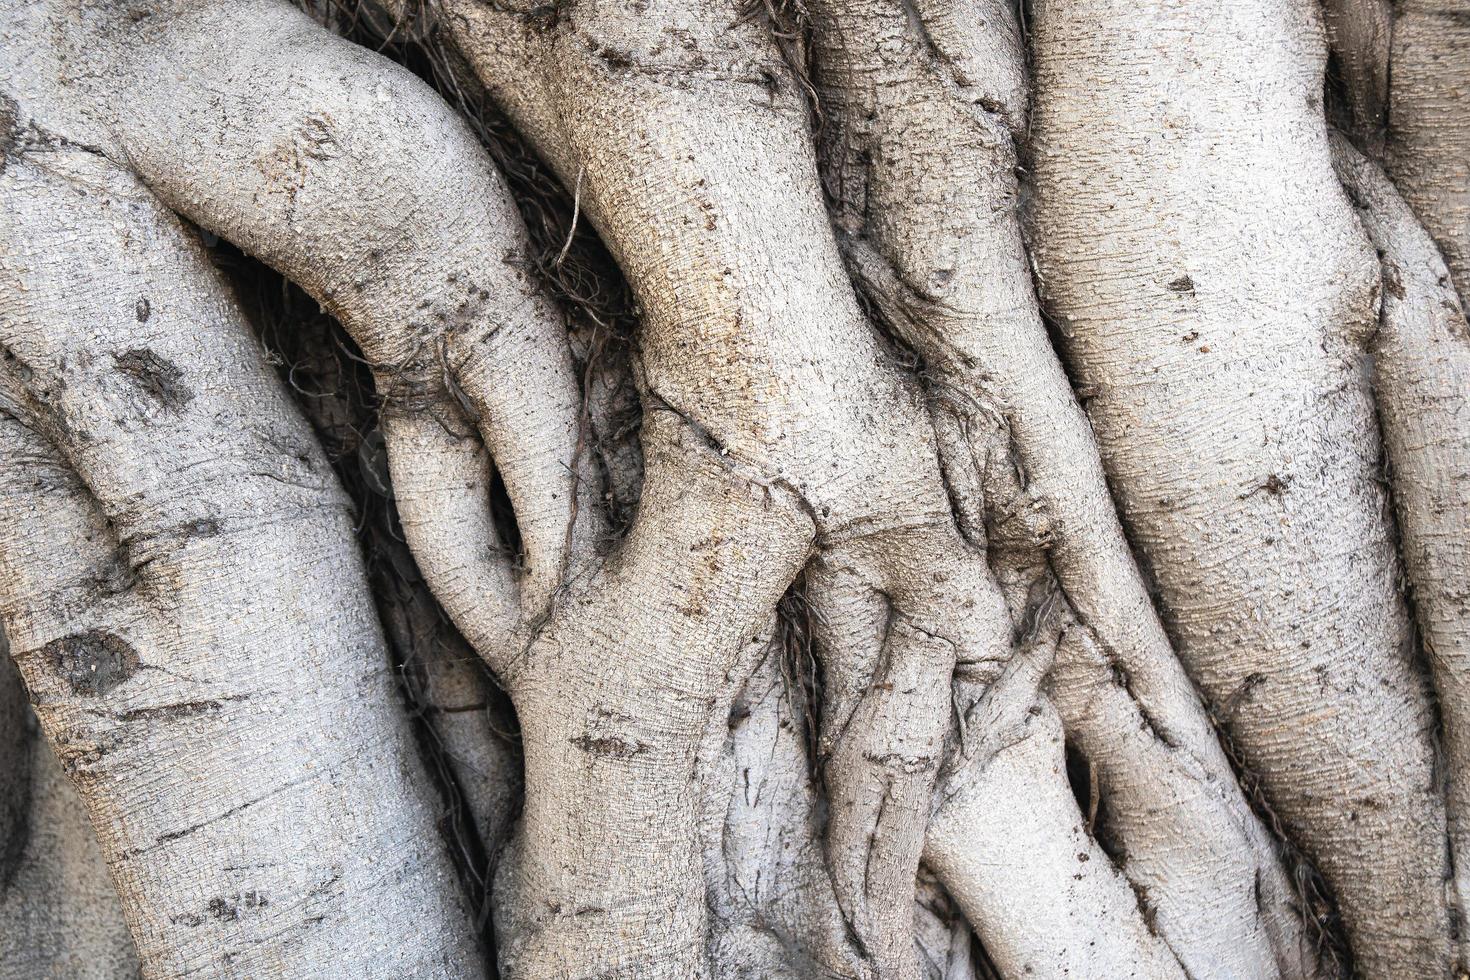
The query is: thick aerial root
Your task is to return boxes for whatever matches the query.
[808,0,1318,974]
[1334,135,1470,969]
[377,0,1355,973]
[252,292,523,912]
[1027,1,1455,973]
[88,0,597,650]
[490,412,814,979]
[421,3,1005,974]
[0,648,137,980]
[7,0,591,887]
[0,149,479,977]
[1386,1,1470,306]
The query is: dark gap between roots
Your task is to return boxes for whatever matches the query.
[1062,738,1099,838]
[776,575,824,782]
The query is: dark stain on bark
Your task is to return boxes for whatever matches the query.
[184,518,221,538]
[1167,274,1195,293]
[90,550,140,599]
[569,732,648,758]
[0,93,17,175]
[114,348,192,410]
[135,297,151,323]
[43,631,141,696]
[117,696,239,724]
[207,896,238,922]
[595,44,633,69]
[175,891,268,928]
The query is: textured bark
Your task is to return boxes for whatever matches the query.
[1,0,1468,976]
[429,5,985,976]
[807,1,1315,975]
[0,147,479,976]
[1334,135,1470,972]
[1028,1,1455,974]
[236,265,524,922]
[1387,0,1470,306]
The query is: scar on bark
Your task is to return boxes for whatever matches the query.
[116,696,245,724]
[169,890,270,929]
[113,518,222,585]
[0,93,17,173]
[569,733,648,758]
[39,631,141,697]
[114,348,192,410]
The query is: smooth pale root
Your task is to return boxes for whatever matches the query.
[1388,0,1470,307]
[1028,0,1456,974]
[1334,135,1470,971]
[806,0,1315,974]
[925,695,1183,980]
[0,650,137,979]
[2,0,593,864]
[278,313,526,880]
[93,0,598,636]
[0,152,480,976]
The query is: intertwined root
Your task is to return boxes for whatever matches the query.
[808,1,1324,974]
[409,1,1339,976]
[1333,135,1470,974]
[1385,1,1470,309]
[1,0,1467,977]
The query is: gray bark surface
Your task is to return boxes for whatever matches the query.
[1,1,1467,977]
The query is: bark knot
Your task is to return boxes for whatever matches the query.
[114,348,192,410]
[569,732,648,759]
[41,630,141,697]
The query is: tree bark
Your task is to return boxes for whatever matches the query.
[0,145,480,976]
[1027,1,1456,974]
[1,0,1468,976]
